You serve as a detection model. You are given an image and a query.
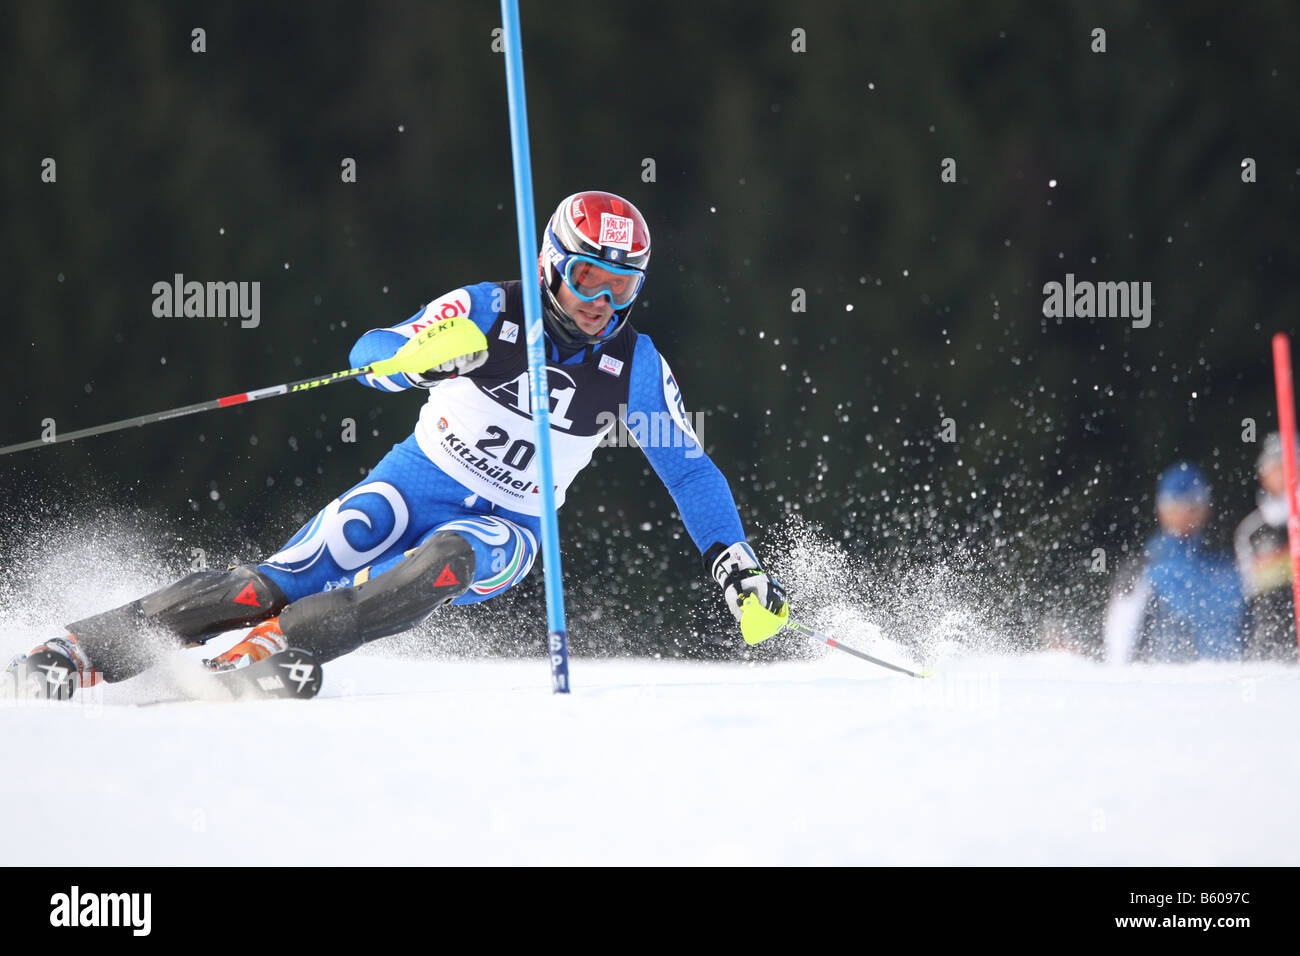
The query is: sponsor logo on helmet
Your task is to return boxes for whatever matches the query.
[542,232,565,272]
[570,196,586,222]
[599,213,634,251]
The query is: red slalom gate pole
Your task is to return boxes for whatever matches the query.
[1270,333,1300,653]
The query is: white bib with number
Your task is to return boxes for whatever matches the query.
[413,374,613,515]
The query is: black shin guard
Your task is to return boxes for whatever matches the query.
[278,531,475,664]
[66,566,288,682]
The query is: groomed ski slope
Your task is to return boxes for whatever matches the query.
[4,648,1297,865]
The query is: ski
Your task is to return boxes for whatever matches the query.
[206,648,323,700]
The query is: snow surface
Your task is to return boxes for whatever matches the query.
[3,646,1297,865]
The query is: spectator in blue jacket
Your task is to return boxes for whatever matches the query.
[1104,462,1245,663]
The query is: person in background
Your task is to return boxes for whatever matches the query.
[1104,462,1245,663]
[1234,433,1299,662]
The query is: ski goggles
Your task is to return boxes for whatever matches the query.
[561,254,645,309]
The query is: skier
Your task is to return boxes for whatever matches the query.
[1103,462,1244,663]
[6,191,790,699]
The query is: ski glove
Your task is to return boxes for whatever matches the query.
[707,541,790,645]
[406,347,488,387]
[370,316,489,384]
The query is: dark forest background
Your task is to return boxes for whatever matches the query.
[2,1,1297,660]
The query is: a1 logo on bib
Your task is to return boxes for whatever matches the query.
[599,213,634,251]
[484,367,578,431]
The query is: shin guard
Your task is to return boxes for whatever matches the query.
[66,566,288,682]
[278,531,475,663]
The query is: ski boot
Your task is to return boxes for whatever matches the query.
[203,617,287,673]
[4,635,101,701]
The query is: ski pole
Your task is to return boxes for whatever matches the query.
[784,620,930,678]
[1,363,391,457]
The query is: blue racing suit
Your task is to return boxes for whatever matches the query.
[256,280,746,605]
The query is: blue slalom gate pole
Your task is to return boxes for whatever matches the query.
[500,0,570,693]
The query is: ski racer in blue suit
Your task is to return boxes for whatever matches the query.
[10,191,790,696]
